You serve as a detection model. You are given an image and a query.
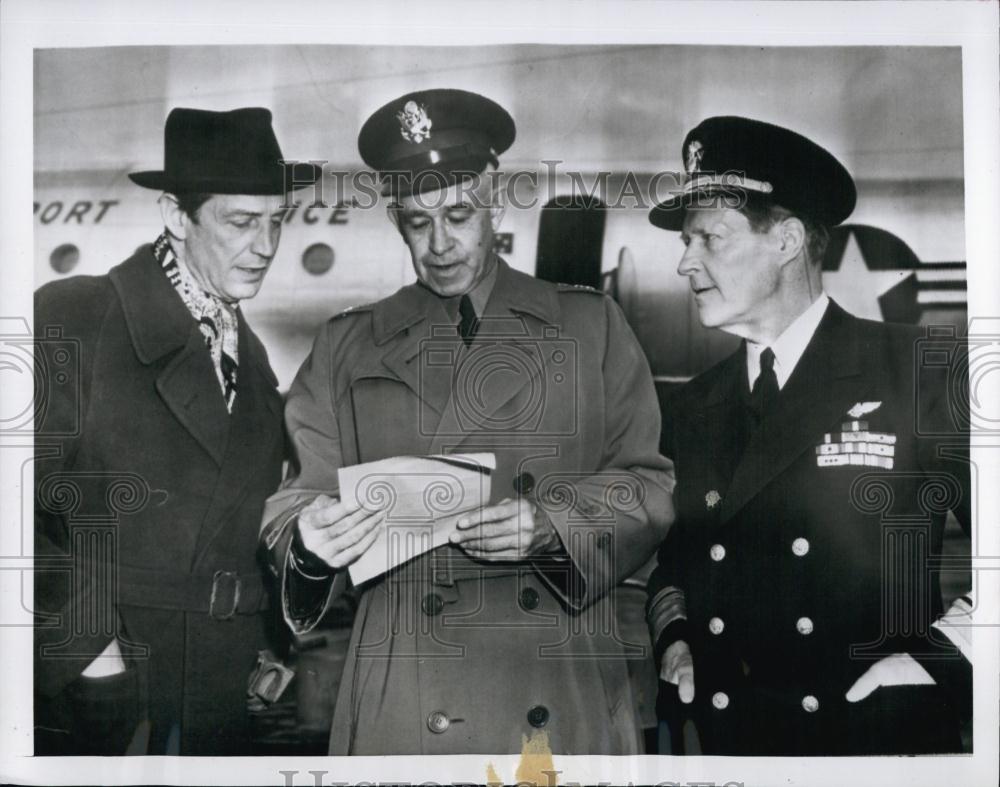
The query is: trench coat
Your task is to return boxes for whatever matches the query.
[647,301,971,755]
[261,258,674,755]
[34,245,284,754]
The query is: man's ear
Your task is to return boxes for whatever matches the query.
[159,193,188,242]
[776,215,806,267]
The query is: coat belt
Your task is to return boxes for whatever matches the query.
[116,565,269,619]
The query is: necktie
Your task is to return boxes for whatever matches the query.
[458,294,478,346]
[749,347,778,425]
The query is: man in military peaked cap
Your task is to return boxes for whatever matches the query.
[646,116,971,755]
[260,88,674,755]
[34,107,320,754]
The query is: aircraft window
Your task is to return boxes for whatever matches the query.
[302,242,334,275]
[49,243,80,274]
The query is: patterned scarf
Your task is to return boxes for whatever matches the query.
[153,232,239,412]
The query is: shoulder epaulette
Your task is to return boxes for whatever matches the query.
[330,302,375,321]
[556,283,605,296]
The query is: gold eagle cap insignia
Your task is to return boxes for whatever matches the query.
[396,100,433,144]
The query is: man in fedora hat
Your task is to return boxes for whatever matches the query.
[645,116,971,755]
[33,107,321,755]
[259,88,674,755]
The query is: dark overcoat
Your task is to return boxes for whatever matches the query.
[648,301,971,755]
[34,246,284,754]
[261,258,675,755]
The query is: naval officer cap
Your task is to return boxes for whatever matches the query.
[358,88,515,197]
[649,115,856,231]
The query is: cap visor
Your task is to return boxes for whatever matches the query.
[649,184,755,231]
[381,157,492,199]
[648,195,688,231]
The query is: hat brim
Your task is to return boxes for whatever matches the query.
[648,184,750,231]
[128,163,323,195]
[381,154,496,199]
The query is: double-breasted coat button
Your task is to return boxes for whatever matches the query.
[708,616,725,635]
[421,593,444,616]
[792,538,810,556]
[801,695,820,713]
[712,692,729,710]
[709,543,726,562]
[527,705,549,727]
[427,710,450,733]
[513,472,535,495]
[519,587,540,610]
[796,616,814,635]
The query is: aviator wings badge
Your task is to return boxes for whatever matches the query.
[847,401,882,419]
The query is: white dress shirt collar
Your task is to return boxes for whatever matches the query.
[747,293,830,390]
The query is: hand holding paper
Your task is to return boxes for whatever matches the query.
[449,497,560,558]
[338,453,495,585]
[296,494,386,571]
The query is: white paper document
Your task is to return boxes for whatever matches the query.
[339,453,495,585]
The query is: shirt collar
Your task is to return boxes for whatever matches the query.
[464,258,498,317]
[747,293,830,390]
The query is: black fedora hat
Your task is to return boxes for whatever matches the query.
[129,107,321,194]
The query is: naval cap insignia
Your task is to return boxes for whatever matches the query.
[396,100,433,144]
[705,489,721,510]
[685,140,704,173]
[847,401,882,418]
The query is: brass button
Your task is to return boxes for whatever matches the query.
[427,710,450,733]
[527,705,549,728]
[802,695,819,713]
[796,616,814,635]
[519,587,540,611]
[792,538,810,557]
[421,593,444,616]
[712,692,729,710]
[513,472,535,495]
[708,616,725,635]
[709,543,726,562]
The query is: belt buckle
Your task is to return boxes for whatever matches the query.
[210,570,241,620]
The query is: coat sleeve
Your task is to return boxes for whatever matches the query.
[33,279,116,697]
[533,294,676,611]
[259,320,349,636]
[644,384,690,666]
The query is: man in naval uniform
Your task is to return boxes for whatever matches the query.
[33,108,320,754]
[645,116,971,755]
[260,89,674,755]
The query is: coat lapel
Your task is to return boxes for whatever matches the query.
[720,301,869,524]
[111,246,230,465]
[376,284,454,418]
[192,314,283,563]
[430,260,560,452]
[683,352,746,507]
